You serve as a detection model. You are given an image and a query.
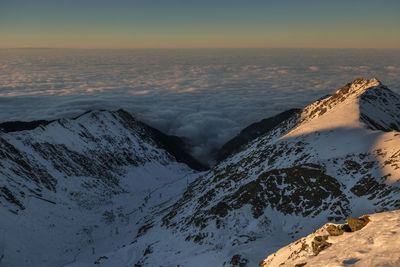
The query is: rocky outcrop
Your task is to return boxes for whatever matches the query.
[346,215,370,232]
[260,212,382,267]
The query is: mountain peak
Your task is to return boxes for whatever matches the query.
[330,78,383,103]
[302,78,395,120]
[285,78,400,140]
[351,77,381,90]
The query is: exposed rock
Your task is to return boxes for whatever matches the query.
[346,215,370,232]
[312,235,331,255]
[326,224,344,236]
[261,210,400,267]
[0,119,52,133]
[229,254,248,267]
[0,186,25,210]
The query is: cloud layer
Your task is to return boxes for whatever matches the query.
[1,49,399,163]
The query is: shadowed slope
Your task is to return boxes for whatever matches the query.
[215,108,300,163]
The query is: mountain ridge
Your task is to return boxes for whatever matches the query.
[1,78,400,266]
[0,109,207,171]
[290,78,400,134]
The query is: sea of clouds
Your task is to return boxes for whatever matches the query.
[1,48,399,163]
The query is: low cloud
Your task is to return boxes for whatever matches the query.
[386,66,400,72]
[339,65,370,72]
[277,69,288,74]
[179,87,197,93]
[130,90,151,95]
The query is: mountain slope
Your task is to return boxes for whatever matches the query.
[260,210,400,267]
[98,78,400,266]
[215,108,300,163]
[0,109,204,267]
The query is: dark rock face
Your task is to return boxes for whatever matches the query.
[116,110,207,171]
[215,109,300,162]
[0,186,25,211]
[163,164,351,234]
[229,254,248,267]
[134,119,208,171]
[212,165,349,220]
[357,80,400,132]
[0,137,57,192]
[0,120,52,133]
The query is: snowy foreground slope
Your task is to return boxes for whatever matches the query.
[260,209,400,267]
[96,78,400,266]
[1,78,400,267]
[0,110,204,267]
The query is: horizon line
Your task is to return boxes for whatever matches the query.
[2,47,400,50]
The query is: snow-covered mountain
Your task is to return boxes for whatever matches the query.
[0,109,205,267]
[260,209,400,267]
[1,78,400,267]
[96,78,400,266]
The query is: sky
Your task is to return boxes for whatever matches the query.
[1,0,400,49]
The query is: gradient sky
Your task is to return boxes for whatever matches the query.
[1,0,400,49]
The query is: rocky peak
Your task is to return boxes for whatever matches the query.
[295,78,400,132]
[345,78,382,96]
